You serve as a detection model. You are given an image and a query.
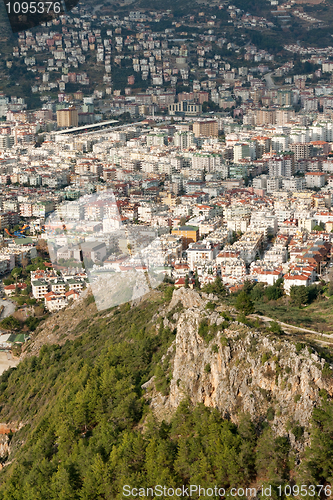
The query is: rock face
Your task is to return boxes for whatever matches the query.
[144,289,333,448]
[0,423,21,467]
[0,435,10,465]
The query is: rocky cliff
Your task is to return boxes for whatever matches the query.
[144,288,333,449]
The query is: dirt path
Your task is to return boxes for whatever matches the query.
[250,313,333,340]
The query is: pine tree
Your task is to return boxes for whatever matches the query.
[236,291,254,316]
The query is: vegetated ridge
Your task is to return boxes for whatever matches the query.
[0,287,330,497]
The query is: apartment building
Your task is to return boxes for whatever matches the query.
[0,213,9,230]
[173,131,194,149]
[216,251,246,283]
[193,120,218,138]
[231,231,264,264]
[281,177,306,191]
[44,292,68,312]
[32,279,49,299]
[50,279,66,294]
[268,156,294,177]
[0,135,14,149]
[191,153,223,172]
[305,172,327,188]
[171,225,199,249]
[249,212,278,236]
[290,143,314,160]
[186,241,218,270]
[56,107,79,128]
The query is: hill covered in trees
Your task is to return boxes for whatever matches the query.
[0,287,331,498]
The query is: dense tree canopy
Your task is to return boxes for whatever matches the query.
[0,290,329,498]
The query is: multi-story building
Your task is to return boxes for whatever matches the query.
[305,172,327,188]
[277,89,292,106]
[173,131,194,149]
[171,225,199,249]
[266,177,282,192]
[268,155,294,177]
[276,109,295,126]
[0,135,14,149]
[231,231,264,264]
[186,241,218,270]
[56,107,78,128]
[193,120,218,138]
[56,203,84,220]
[226,216,250,233]
[281,177,306,191]
[233,143,255,163]
[168,101,202,117]
[50,279,66,295]
[0,212,9,230]
[290,143,313,160]
[191,153,223,172]
[249,212,278,236]
[255,109,275,126]
[32,279,49,299]
[44,292,68,312]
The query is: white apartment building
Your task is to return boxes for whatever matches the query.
[0,97,9,118]
[44,293,68,312]
[305,172,327,188]
[263,246,288,264]
[281,177,306,191]
[268,156,294,177]
[226,216,251,233]
[250,264,283,285]
[322,160,333,173]
[57,203,84,220]
[271,135,289,152]
[191,153,223,172]
[66,279,85,292]
[50,280,66,294]
[284,274,309,294]
[253,175,267,190]
[267,177,282,192]
[138,204,156,222]
[314,211,333,224]
[322,61,333,73]
[249,212,278,236]
[231,231,264,264]
[173,131,194,149]
[186,241,218,270]
[32,279,49,299]
[146,133,167,147]
[216,250,246,283]
[233,142,256,163]
[289,127,310,144]
[275,209,294,224]
[299,218,317,232]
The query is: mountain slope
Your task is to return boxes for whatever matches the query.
[145,288,333,444]
[0,288,331,497]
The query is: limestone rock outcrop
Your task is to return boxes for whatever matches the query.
[144,289,333,448]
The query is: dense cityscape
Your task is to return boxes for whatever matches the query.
[0,0,331,497]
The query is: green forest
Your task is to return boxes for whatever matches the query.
[0,288,331,499]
